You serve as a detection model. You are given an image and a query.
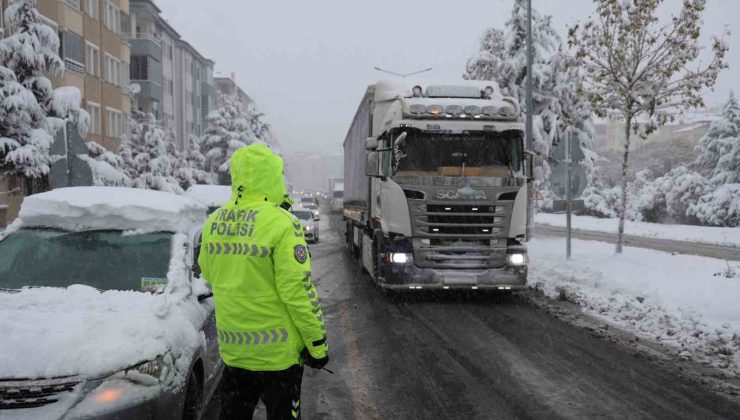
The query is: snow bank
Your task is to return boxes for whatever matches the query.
[536,212,740,247]
[18,187,207,232]
[530,237,740,374]
[185,184,232,208]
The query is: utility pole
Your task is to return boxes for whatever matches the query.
[565,129,572,259]
[525,0,535,239]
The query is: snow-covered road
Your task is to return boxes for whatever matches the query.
[283,216,740,419]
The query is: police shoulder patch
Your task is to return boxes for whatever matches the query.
[294,245,308,264]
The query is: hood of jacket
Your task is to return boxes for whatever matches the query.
[230,144,287,206]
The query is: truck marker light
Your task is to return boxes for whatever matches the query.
[432,228,440,232]
[472,208,479,211]
[471,286,479,290]
[444,207,452,211]
[443,286,450,290]
[482,229,490,233]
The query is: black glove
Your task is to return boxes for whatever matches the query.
[301,349,329,370]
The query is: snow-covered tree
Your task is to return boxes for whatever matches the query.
[201,94,255,184]
[569,0,728,253]
[688,184,740,227]
[249,109,271,143]
[0,0,91,192]
[119,111,182,193]
[0,0,63,187]
[185,134,212,185]
[693,92,740,184]
[79,141,129,186]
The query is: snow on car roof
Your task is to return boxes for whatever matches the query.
[185,184,233,208]
[19,187,207,233]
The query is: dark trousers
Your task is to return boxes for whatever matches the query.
[219,364,304,420]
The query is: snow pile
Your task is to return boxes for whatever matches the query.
[19,187,207,232]
[185,184,232,208]
[535,212,740,247]
[530,237,740,374]
[0,284,207,379]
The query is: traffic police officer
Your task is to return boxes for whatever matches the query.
[198,144,328,419]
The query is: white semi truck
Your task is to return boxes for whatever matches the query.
[343,80,532,291]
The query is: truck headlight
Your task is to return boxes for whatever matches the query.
[506,253,527,266]
[387,252,410,264]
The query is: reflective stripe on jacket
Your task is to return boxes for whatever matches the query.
[198,144,327,371]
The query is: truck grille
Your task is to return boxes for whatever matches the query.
[409,192,517,269]
[0,377,82,409]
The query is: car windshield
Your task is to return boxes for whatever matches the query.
[292,210,314,221]
[303,203,317,209]
[392,130,523,177]
[0,229,172,291]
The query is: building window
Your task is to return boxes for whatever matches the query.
[130,55,148,80]
[87,102,101,134]
[106,107,122,138]
[65,0,80,9]
[85,42,99,77]
[59,31,85,74]
[120,61,129,88]
[85,0,98,19]
[104,53,121,86]
[104,1,120,34]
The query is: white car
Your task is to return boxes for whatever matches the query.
[292,207,320,243]
[0,187,220,420]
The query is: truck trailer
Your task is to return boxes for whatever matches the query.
[343,80,532,291]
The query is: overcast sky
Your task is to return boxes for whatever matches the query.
[156,0,739,156]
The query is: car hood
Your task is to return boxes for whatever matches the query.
[0,285,209,380]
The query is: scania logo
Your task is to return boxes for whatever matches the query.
[436,189,488,200]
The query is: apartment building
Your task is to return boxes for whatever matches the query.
[127,0,214,150]
[1,0,131,227]
[215,73,254,113]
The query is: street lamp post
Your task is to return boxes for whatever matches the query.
[525,0,535,240]
[373,67,433,78]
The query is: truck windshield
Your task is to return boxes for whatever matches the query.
[393,130,523,177]
[0,229,172,291]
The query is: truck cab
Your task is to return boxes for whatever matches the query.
[344,80,531,291]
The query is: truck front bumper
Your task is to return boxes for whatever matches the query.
[378,263,527,291]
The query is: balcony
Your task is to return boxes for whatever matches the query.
[127,33,162,59]
[130,80,163,102]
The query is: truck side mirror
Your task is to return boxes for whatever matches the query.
[524,151,534,181]
[365,151,380,177]
[366,137,378,150]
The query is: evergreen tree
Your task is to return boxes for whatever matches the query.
[694,92,740,184]
[201,94,255,184]
[0,0,63,185]
[119,112,182,193]
[80,140,129,186]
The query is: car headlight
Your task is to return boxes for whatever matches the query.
[305,225,313,231]
[506,253,527,266]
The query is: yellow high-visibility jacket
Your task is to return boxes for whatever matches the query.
[198,144,327,371]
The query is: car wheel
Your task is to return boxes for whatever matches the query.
[182,368,203,420]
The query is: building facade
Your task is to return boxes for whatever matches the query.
[215,73,254,112]
[127,0,213,150]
